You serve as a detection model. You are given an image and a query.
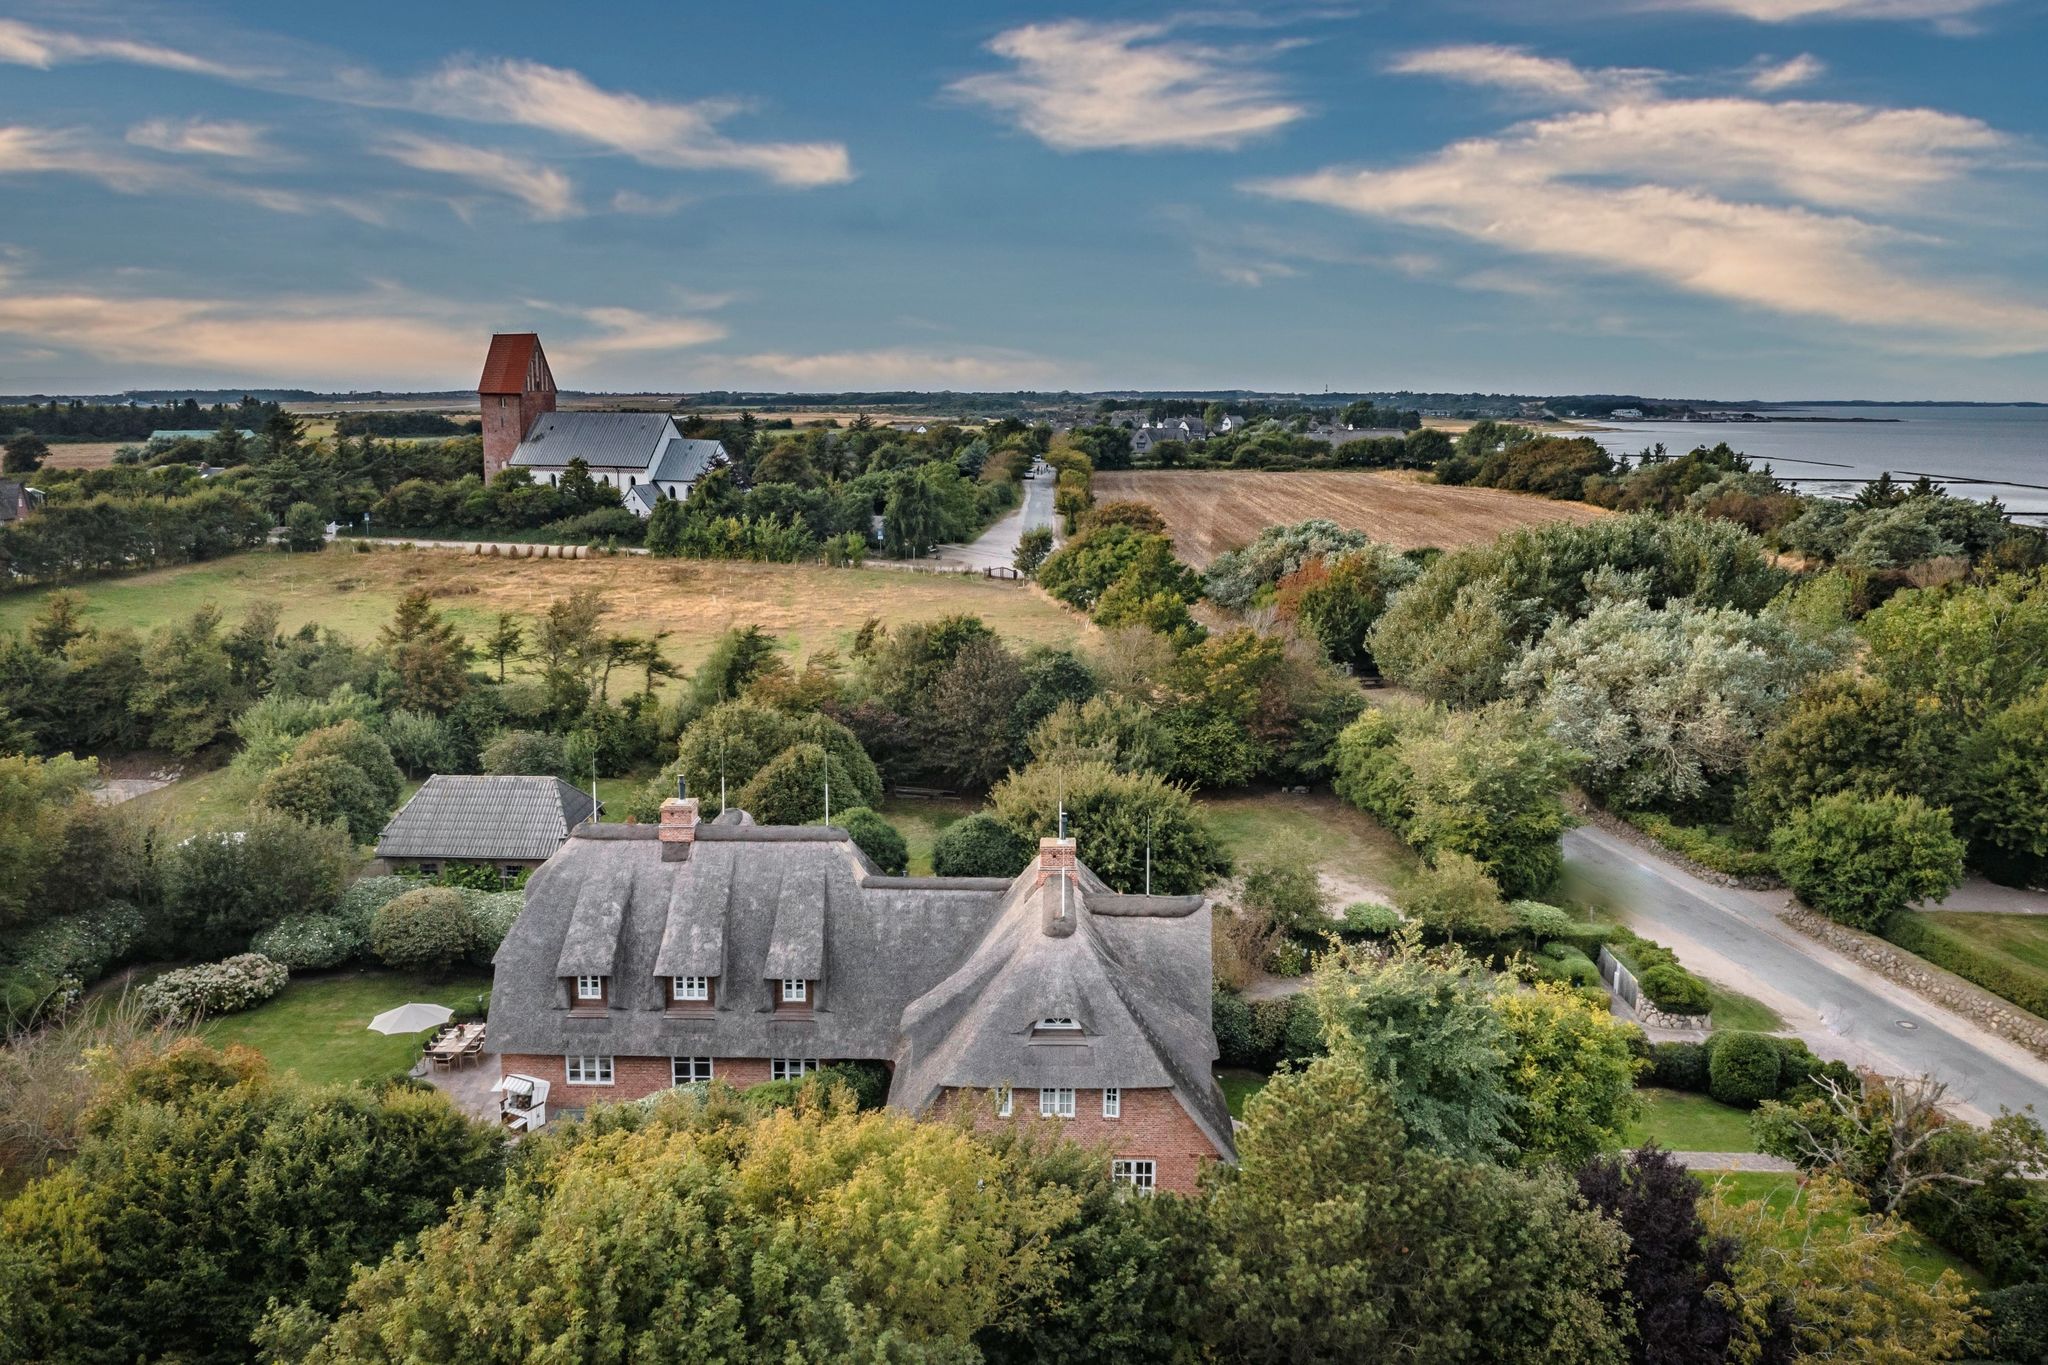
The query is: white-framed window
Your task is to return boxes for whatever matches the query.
[1039,1087,1075,1119]
[1111,1159,1155,1192]
[1102,1087,1121,1119]
[771,1057,818,1081]
[995,1085,1013,1118]
[566,1055,613,1085]
[672,1056,713,1086]
[1036,1017,1081,1032]
[575,975,604,1001]
[780,978,808,1004]
[673,976,710,1002]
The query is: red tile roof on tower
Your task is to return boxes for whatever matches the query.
[479,333,543,394]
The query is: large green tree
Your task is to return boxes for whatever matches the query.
[1771,791,1966,929]
[990,758,1230,895]
[377,589,472,714]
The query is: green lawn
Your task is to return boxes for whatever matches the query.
[1215,1067,1268,1120]
[879,796,980,876]
[1889,911,2048,1018]
[1199,791,1417,900]
[1704,1172,1985,1289]
[201,970,492,1088]
[1625,1088,1757,1152]
[1709,984,1786,1033]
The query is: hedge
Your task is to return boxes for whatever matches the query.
[1882,911,2048,1020]
[1213,988,1325,1071]
[1705,1031,1781,1108]
[250,914,364,971]
[1637,963,1712,1015]
[1649,1040,1709,1091]
[1618,810,1778,881]
[139,954,289,1023]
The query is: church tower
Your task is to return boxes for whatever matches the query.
[478,333,557,482]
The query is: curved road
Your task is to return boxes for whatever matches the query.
[1562,826,2048,1123]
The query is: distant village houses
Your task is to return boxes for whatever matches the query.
[478,333,727,518]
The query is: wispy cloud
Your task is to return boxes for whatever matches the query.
[1248,46,2048,354]
[376,132,578,220]
[0,18,243,78]
[1748,53,1827,90]
[0,124,382,222]
[715,347,1061,387]
[126,117,278,159]
[412,57,852,186]
[948,18,1306,152]
[1632,0,1998,23]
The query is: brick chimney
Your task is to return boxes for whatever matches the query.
[1036,836,1077,938]
[659,782,700,862]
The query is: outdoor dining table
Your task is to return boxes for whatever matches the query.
[425,1022,487,1069]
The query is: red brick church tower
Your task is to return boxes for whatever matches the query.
[479,333,557,482]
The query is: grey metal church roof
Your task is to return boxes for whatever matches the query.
[486,820,1233,1158]
[509,412,678,470]
[376,775,599,862]
[649,438,723,484]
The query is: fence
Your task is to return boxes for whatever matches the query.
[1597,946,1638,1012]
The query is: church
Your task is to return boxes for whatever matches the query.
[478,333,726,518]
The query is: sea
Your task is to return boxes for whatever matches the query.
[1581,405,2048,525]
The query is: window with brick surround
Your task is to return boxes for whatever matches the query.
[1111,1159,1155,1192]
[995,1086,1013,1117]
[575,975,604,1001]
[672,1056,713,1086]
[771,1057,817,1080]
[1040,1087,1075,1119]
[1102,1087,1121,1119]
[566,1056,613,1085]
[672,976,711,1003]
[780,978,808,1004]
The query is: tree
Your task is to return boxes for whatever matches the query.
[528,588,609,719]
[922,634,1028,789]
[1493,980,1644,1168]
[283,502,326,553]
[1961,681,2048,885]
[643,494,686,556]
[160,809,355,956]
[1398,850,1516,942]
[480,729,567,778]
[931,811,1034,878]
[377,589,471,713]
[0,753,101,928]
[989,759,1230,895]
[132,604,244,756]
[255,753,388,843]
[882,471,942,557]
[1703,1176,1976,1363]
[27,588,87,656]
[1574,1147,1739,1365]
[370,887,478,974]
[733,742,858,824]
[1307,936,1517,1161]
[1277,548,1418,675]
[837,806,908,874]
[665,699,801,810]
[379,709,455,778]
[1015,525,1055,576]
[1771,791,1966,929]
[1201,1051,1629,1364]
[293,719,405,810]
[481,612,524,685]
[0,1041,500,1365]
[682,624,783,717]
[287,1087,1078,1362]
[2,433,49,474]
[1203,519,1374,610]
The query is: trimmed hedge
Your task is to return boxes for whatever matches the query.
[1882,911,2048,1020]
[931,813,1033,879]
[838,807,909,876]
[1706,1031,1781,1108]
[1649,1040,1709,1091]
[370,888,478,975]
[1637,963,1711,1015]
[1618,810,1777,881]
[139,954,289,1023]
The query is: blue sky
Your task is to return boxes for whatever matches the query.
[1,0,2044,398]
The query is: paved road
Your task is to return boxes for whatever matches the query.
[1561,825,2048,1124]
[932,469,1057,570]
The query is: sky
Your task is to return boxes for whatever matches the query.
[0,0,2045,399]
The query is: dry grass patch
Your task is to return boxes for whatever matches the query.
[36,442,130,470]
[1098,470,1606,566]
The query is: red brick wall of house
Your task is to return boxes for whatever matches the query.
[943,1085,1221,1194]
[497,1054,777,1107]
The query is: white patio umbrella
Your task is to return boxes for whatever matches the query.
[368,1002,454,1035]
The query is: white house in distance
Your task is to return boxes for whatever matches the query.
[478,333,726,517]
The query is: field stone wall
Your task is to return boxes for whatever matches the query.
[1781,905,2048,1062]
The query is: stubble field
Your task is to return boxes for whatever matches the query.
[1096,469,1606,566]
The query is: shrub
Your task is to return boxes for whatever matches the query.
[810,1061,891,1110]
[293,719,405,810]
[1981,1284,2048,1365]
[1649,1040,1710,1092]
[337,875,415,938]
[931,812,1033,878]
[1619,810,1778,881]
[1512,901,1578,943]
[733,742,858,825]
[990,759,1229,895]
[1637,963,1712,1016]
[481,729,568,778]
[255,753,388,843]
[837,806,908,875]
[1400,851,1515,943]
[792,712,884,810]
[369,887,478,975]
[1706,1030,1781,1108]
[139,954,289,1023]
[1338,901,1403,940]
[250,914,363,970]
[1213,987,1258,1067]
[1772,791,1967,930]
[457,889,524,963]
[1882,912,2048,1019]
[159,810,356,958]
[1536,943,1602,989]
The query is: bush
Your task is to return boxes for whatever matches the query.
[837,806,908,875]
[1637,963,1712,1016]
[159,810,356,958]
[1772,791,1967,930]
[1649,1040,1710,1092]
[990,759,1229,895]
[293,719,405,810]
[931,812,1033,878]
[1619,811,1777,881]
[255,753,389,843]
[337,875,415,937]
[1706,1030,1781,1108]
[1337,901,1403,940]
[1511,901,1577,943]
[139,954,289,1023]
[457,889,524,963]
[1536,943,1602,989]
[733,742,858,825]
[810,1061,891,1110]
[250,914,364,970]
[1981,1283,2048,1365]
[481,729,568,777]
[369,887,478,975]
[1400,851,1515,943]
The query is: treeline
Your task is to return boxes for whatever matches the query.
[0,396,279,442]
[333,412,480,438]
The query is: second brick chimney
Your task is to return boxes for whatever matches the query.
[1036,836,1077,937]
[659,790,700,861]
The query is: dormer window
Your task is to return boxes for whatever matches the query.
[569,975,609,1011]
[1032,1016,1082,1038]
[673,976,711,1003]
[576,976,604,1001]
[781,979,808,1004]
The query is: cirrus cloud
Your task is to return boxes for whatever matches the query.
[126,117,278,159]
[376,132,579,220]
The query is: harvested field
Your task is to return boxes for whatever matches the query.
[0,548,1091,671]
[1096,469,1605,566]
[36,441,129,470]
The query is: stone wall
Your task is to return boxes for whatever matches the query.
[1780,907,2048,1061]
